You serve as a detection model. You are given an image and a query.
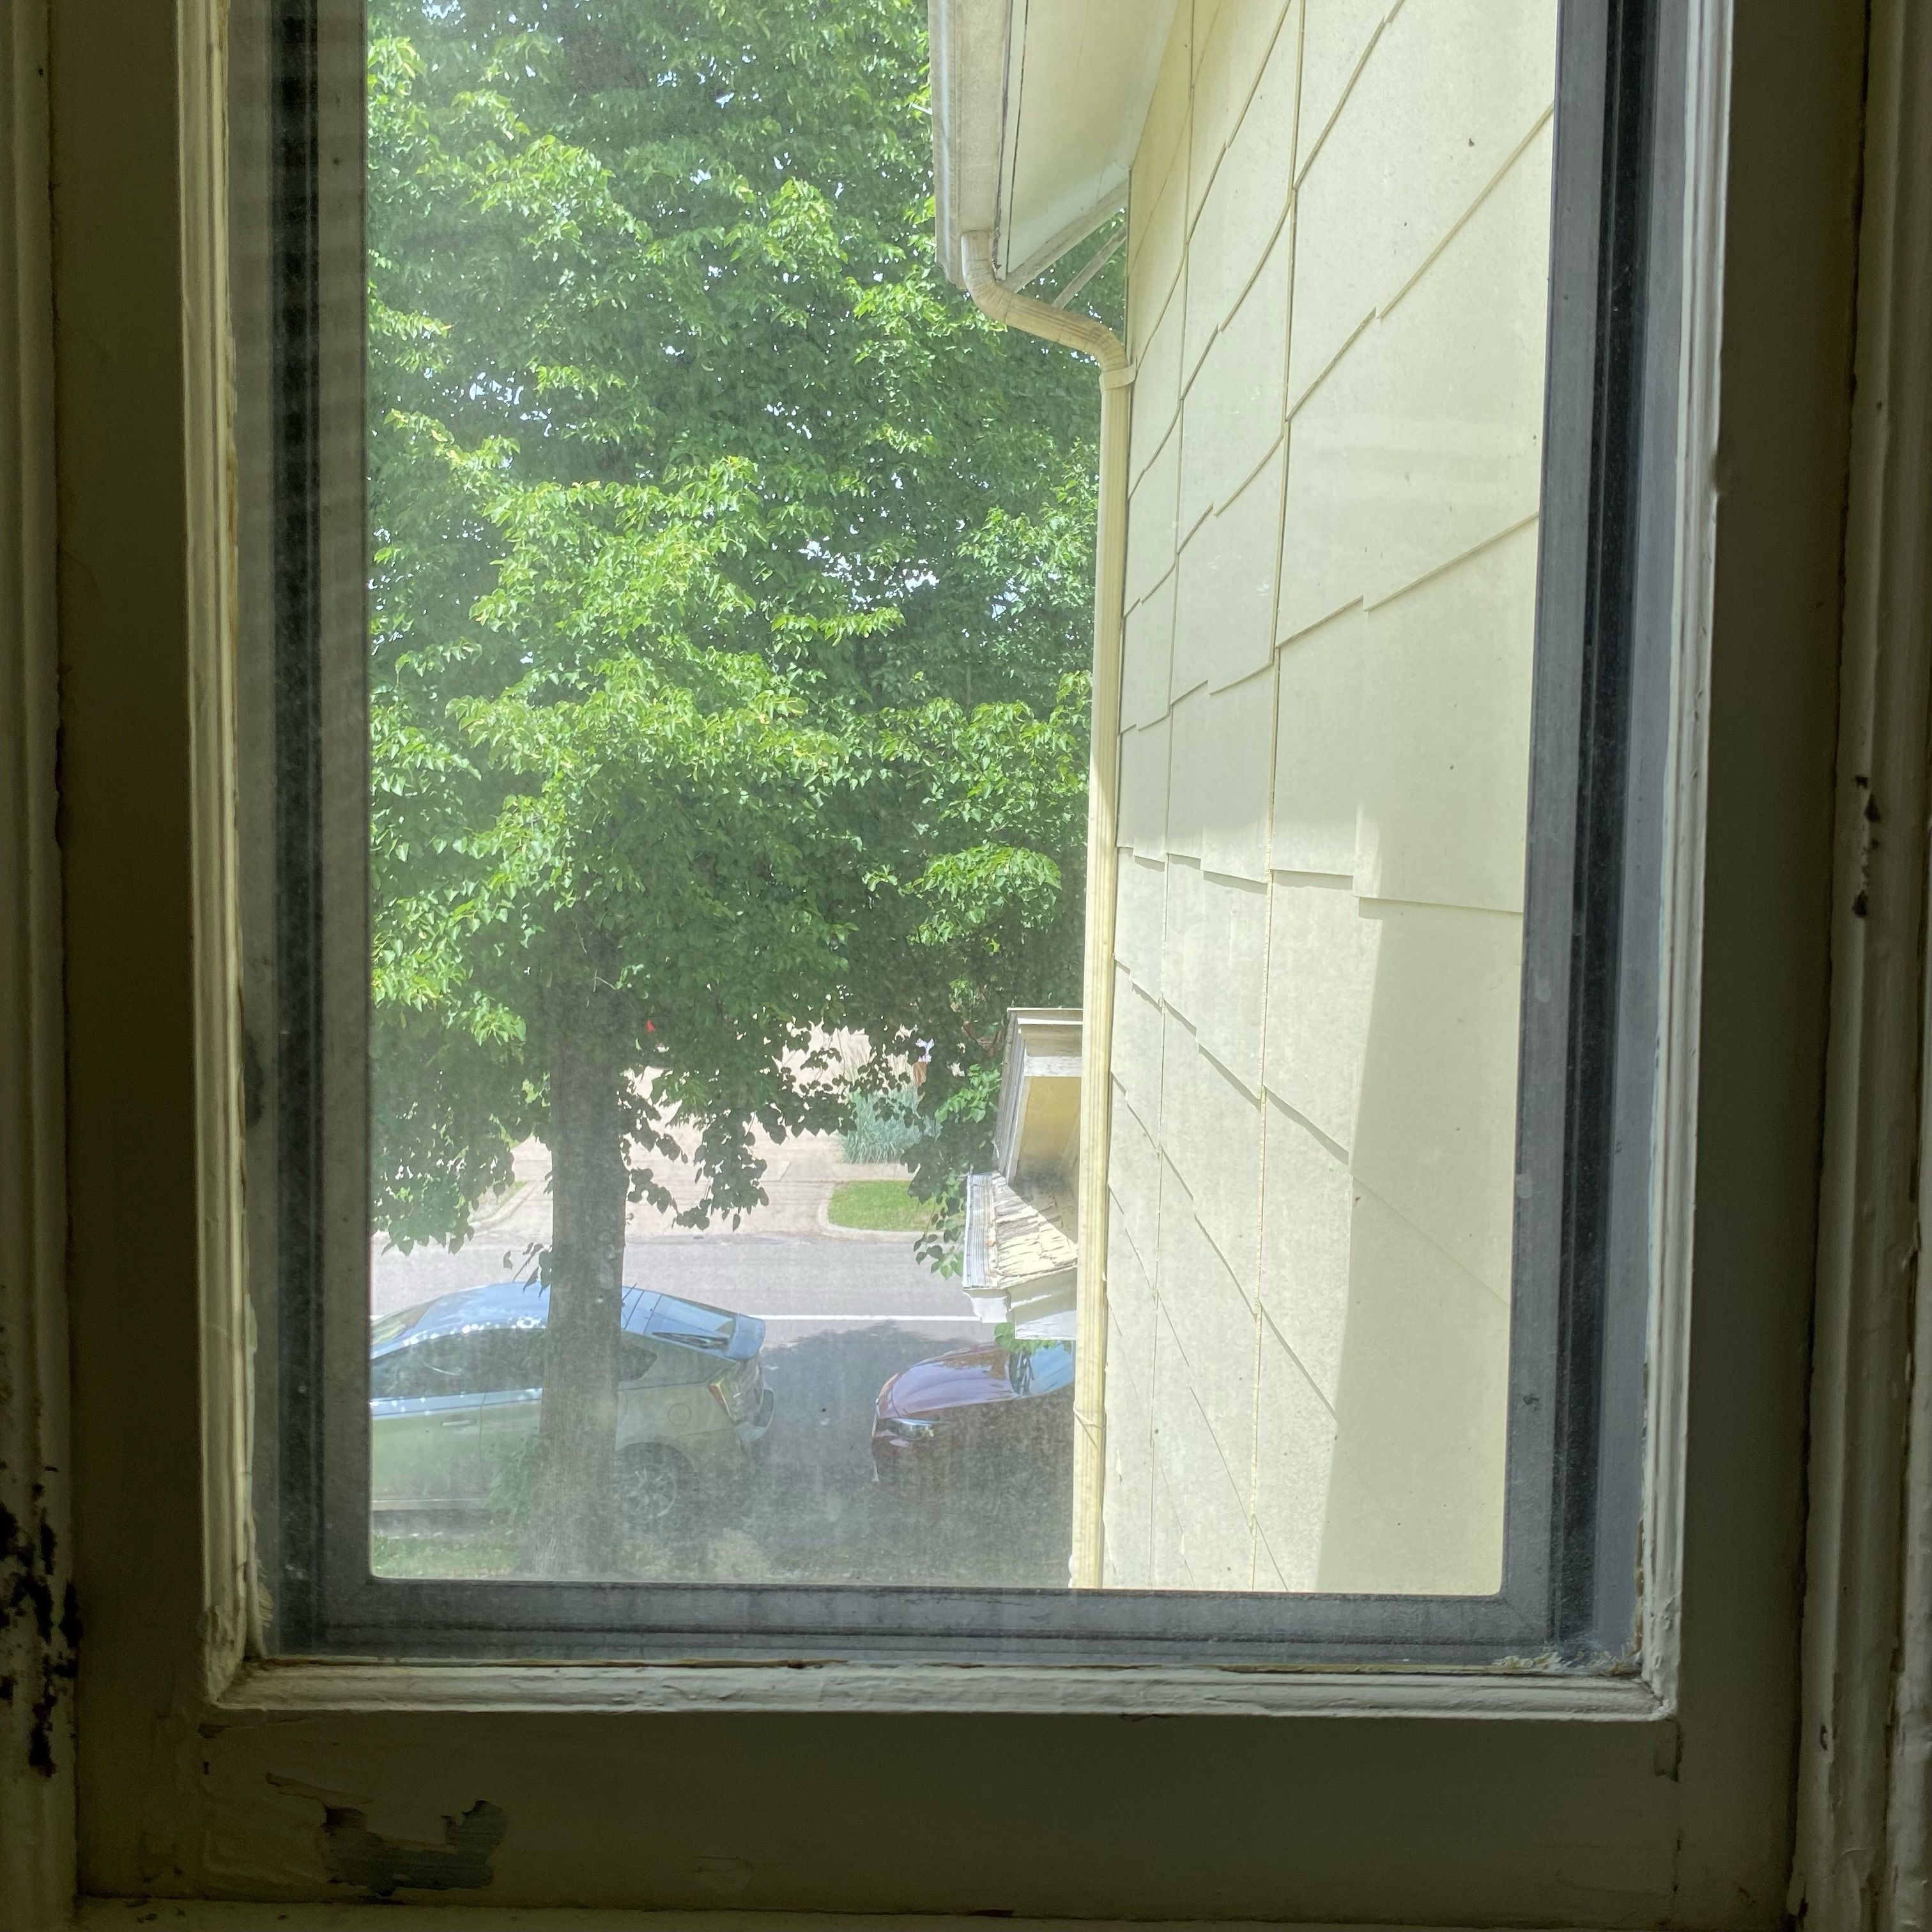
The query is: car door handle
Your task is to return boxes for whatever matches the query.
[441,1416,478,1429]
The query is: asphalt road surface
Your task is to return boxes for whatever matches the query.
[373,1228,977,1335]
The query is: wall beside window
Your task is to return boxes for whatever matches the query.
[1104,0,1558,1595]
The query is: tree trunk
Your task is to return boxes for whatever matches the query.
[525,1012,627,1577]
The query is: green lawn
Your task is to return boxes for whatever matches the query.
[371,1531,519,1579]
[371,1531,675,1581]
[827,1177,931,1231]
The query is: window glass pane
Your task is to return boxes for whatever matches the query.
[364,0,1128,1591]
[362,0,1555,1591]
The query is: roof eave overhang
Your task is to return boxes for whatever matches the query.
[930,0,1175,291]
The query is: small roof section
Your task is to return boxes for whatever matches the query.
[930,0,1177,288]
[958,1009,1082,1333]
[961,1170,1077,1331]
[993,1007,1082,1184]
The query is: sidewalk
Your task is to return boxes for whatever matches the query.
[371,1125,930,1316]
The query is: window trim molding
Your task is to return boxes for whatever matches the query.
[185,0,257,1706]
[213,1655,1667,1722]
[1789,0,1932,1923]
[33,0,1903,1920]
[0,0,75,1922]
[1636,0,1730,1731]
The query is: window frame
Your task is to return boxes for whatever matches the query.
[21,0,1906,1920]
[252,0,1685,1679]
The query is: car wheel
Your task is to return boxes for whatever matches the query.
[617,1443,695,1535]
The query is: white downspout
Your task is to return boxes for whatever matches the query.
[960,231,1130,1590]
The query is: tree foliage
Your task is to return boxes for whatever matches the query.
[366,0,1112,1564]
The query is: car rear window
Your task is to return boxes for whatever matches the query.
[643,1298,735,1352]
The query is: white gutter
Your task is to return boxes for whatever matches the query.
[929,0,1007,289]
[959,229,1126,372]
[960,230,1128,1589]
[932,0,1174,288]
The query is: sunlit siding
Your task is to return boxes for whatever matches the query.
[1103,0,1557,1593]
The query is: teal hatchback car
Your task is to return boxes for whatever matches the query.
[369,1282,774,1528]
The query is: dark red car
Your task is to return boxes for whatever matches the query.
[870,1338,1075,1492]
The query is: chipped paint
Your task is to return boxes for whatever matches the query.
[264,1778,509,1899]
[2,1,76,1925]
[318,1798,507,1897]
[0,1491,81,1777]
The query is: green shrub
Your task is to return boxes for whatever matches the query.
[839,1083,936,1165]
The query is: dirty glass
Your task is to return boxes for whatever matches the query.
[246,0,1679,1660]
[358,0,1114,1595]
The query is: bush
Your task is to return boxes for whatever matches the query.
[839,1083,936,1165]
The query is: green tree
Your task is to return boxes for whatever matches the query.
[369,0,1113,1572]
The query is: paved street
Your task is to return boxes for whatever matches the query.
[374,1227,979,1338]
[370,1123,964,1329]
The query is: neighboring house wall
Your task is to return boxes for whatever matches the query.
[1103,0,1556,1592]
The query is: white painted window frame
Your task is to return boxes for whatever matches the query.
[1788,1,1932,1923]
[4,0,1926,1924]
